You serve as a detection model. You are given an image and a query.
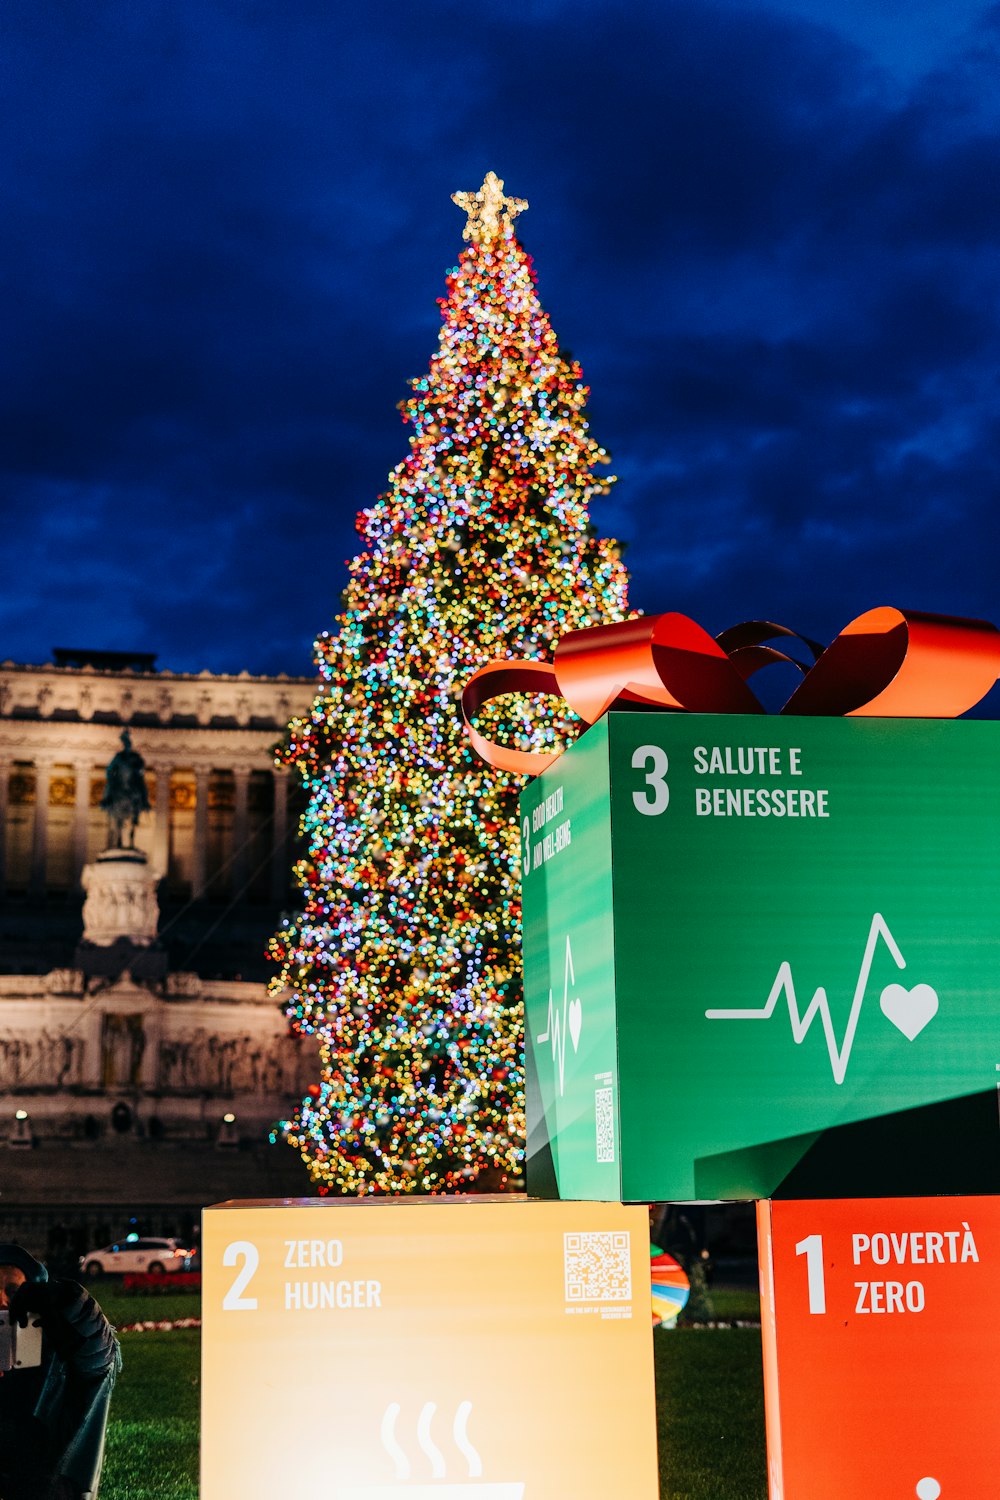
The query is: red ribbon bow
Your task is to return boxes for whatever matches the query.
[462,606,1000,775]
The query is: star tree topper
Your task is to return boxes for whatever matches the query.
[452,172,528,243]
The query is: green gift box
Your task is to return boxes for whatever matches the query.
[521,712,1000,1202]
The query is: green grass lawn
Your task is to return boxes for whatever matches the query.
[655,1329,767,1500]
[104,1332,200,1500]
[95,1283,767,1500]
[97,1289,204,1327]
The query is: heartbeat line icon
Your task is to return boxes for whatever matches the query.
[536,935,582,1096]
[705,913,939,1085]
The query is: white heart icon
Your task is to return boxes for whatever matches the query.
[879,982,939,1041]
[568,997,583,1052]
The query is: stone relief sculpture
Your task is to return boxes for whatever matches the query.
[158,1038,185,1091]
[100,1014,145,1088]
[156,1028,306,1096]
[57,1033,85,1087]
[79,871,160,945]
[166,974,203,998]
[47,971,84,997]
[34,1029,59,1082]
[0,1036,29,1088]
[0,1011,312,1097]
[230,1039,264,1093]
[0,1031,84,1090]
[0,1017,311,1096]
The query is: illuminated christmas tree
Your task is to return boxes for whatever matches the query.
[269,173,629,1193]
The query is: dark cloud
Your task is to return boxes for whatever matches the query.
[1,0,997,680]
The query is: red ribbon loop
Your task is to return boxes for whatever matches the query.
[462,606,1000,775]
[779,607,1000,718]
[462,659,560,776]
[553,612,762,721]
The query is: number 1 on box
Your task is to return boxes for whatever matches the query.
[795,1234,826,1314]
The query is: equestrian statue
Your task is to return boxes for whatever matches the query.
[100,728,151,850]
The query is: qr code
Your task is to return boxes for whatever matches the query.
[564,1231,632,1302]
[595,1085,615,1163]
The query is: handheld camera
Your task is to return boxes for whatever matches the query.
[0,1309,43,1372]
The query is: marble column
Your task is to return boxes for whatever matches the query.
[232,767,250,896]
[73,760,92,887]
[151,763,172,880]
[30,760,52,894]
[192,768,210,898]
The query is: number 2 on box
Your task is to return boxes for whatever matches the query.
[222,1241,259,1310]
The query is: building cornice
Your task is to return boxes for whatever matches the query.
[0,720,304,768]
[0,659,317,738]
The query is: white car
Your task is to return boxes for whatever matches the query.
[79,1236,194,1277]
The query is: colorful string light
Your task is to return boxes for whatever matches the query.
[268,179,629,1194]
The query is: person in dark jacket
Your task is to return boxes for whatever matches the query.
[0,1243,120,1500]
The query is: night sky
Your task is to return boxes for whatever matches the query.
[4,1,999,692]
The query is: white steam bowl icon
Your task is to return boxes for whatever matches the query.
[334,1401,525,1498]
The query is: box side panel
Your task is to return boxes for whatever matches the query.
[755,1200,784,1500]
[763,1196,1000,1497]
[522,719,622,1200]
[202,1199,657,1499]
[609,715,1000,1200]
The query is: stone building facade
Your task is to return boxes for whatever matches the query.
[0,649,322,1253]
[0,650,310,906]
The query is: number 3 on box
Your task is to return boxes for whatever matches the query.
[631,745,669,816]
